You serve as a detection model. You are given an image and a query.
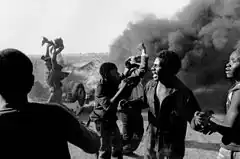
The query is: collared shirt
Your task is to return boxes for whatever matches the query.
[144,78,201,156]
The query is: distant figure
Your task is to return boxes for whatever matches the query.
[118,43,148,155]
[206,49,240,159]
[62,80,86,107]
[0,48,100,159]
[90,62,132,159]
[143,50,211,159]
[41,37,68,104]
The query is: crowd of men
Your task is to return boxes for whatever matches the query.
[0,36,239,159]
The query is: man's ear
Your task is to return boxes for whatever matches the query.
[26,74,35,93]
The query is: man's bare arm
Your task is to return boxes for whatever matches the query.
[210,90,240,136]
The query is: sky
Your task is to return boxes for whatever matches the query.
[0,0,190,55]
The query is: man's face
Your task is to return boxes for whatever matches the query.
[225,51,240,79]
[108,68,121,84]
[151,57,166,81]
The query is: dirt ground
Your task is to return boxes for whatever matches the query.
[68,108,224,159]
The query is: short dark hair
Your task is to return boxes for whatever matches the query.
[0,48,34,96]
[157,50,181,75]
[0,48,33,76]
[99,62,117,79]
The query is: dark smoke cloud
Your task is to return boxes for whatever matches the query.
[109,0,240,88]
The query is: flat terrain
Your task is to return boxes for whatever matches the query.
[66,104,224,159]
[29,54,229,159]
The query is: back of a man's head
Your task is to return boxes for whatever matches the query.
[0,48,34,102]
[99,62,117,80]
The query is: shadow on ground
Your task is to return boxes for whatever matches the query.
[124,153,144,159]
[185,140,220,152]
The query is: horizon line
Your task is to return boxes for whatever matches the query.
[27,52,109,56]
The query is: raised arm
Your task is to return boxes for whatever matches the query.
[95,82,128,111]
[209,90,240,137]
[129,44,149,78]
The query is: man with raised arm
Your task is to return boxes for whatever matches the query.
[41,37,68,104]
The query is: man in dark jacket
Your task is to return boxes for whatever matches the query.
[90,62,132,159]
[143,50,210,159]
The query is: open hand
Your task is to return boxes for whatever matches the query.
[41,36,49,46]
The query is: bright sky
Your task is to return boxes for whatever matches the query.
[0,0,190,55]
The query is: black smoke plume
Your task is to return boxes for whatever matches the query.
[109,0,240,88]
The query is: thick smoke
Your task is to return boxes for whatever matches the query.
[109,0,240,88]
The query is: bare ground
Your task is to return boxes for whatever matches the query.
[68,107,224,159]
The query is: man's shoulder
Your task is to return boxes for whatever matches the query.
[96,79,106,87]
[230,88,240,104]
[174,77,192,94]
[0,103,67,118]
[27,102,71,114]
[95,80,110,93]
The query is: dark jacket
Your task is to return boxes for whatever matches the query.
[144,78,201,156]
[90,80,119,122]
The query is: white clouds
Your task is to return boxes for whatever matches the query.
[0,0,190,54]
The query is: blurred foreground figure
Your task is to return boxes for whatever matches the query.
[143,50,211,159]
[41,37,68,104]
[118,43,148,155]
[0,49,100,159]
[205,49,240,159]
[90,62,132,159]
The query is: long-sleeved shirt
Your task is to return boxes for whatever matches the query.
[143,78,201,157]
[0,102,100,159]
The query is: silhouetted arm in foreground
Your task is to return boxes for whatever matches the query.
[57,106,100,154]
